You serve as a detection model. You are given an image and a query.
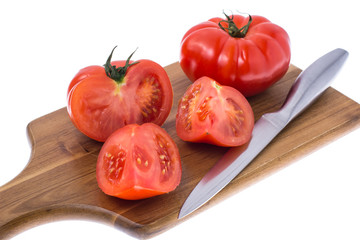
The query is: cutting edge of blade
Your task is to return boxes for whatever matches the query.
[178,116,283,219]
[178,169,232,219]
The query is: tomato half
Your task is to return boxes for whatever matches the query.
[180,13,291,97]
[176,76,254,147]
[96,123,181,200]
[67,47,173,142]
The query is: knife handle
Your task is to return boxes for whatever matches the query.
[278,48,348,125]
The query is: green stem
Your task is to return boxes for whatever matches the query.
[104,46,139,84]
[218,12,252,38]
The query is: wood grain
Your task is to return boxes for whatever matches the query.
[0,62,359,239]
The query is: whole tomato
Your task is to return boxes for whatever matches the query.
[67,47,173,142]
[180,13,291,97]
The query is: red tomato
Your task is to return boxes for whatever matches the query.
[96,123,181,200]
[176,76,254,147]
[67,47,173,142]
[180,13,291,97]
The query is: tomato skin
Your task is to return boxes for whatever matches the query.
[176,76,254,147]
[180,14,291,97]
[67,65,105,95]
[96,123,181,200]
[67,51,173,142]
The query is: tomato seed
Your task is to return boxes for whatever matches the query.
[226,99,246,136]
[104,149,126,183]
[136,76,162,122]
[142,111,149,118]
[182,83,202,131]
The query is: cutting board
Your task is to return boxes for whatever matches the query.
[1,62,360,239]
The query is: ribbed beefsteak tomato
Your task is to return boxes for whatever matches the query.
[180,13,291,97]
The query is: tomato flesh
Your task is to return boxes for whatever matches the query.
[176,77,254,147]
[135,75,163,122]
[96,123,181,200]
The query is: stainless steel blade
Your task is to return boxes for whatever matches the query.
[178,48,349,219]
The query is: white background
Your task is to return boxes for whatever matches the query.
[1,0,359,239]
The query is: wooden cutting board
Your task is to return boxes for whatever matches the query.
[1,62,360,239]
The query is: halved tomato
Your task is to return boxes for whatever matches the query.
[96,123,181,200]
[67,47,173,142]
[176,76,254,147]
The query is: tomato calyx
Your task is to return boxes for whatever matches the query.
[218,12,252,38]
[103,46,139,84]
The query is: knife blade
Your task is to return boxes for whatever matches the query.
[178,48,349,219]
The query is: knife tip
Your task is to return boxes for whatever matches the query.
[177,198,204,219]
[177,205,191,219]
[177,201,196,219]
[177,210,186,219]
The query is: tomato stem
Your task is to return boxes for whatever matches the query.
[104,46,139,83]
[218,12,252,38]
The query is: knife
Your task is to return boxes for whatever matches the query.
[178,48,349,219]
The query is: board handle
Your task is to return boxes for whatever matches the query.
[0,111,143,239]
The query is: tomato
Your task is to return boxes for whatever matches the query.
[67,47,173,142]
[176,76,254,147]
[180,13,291,97]
[96,123,181,200]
